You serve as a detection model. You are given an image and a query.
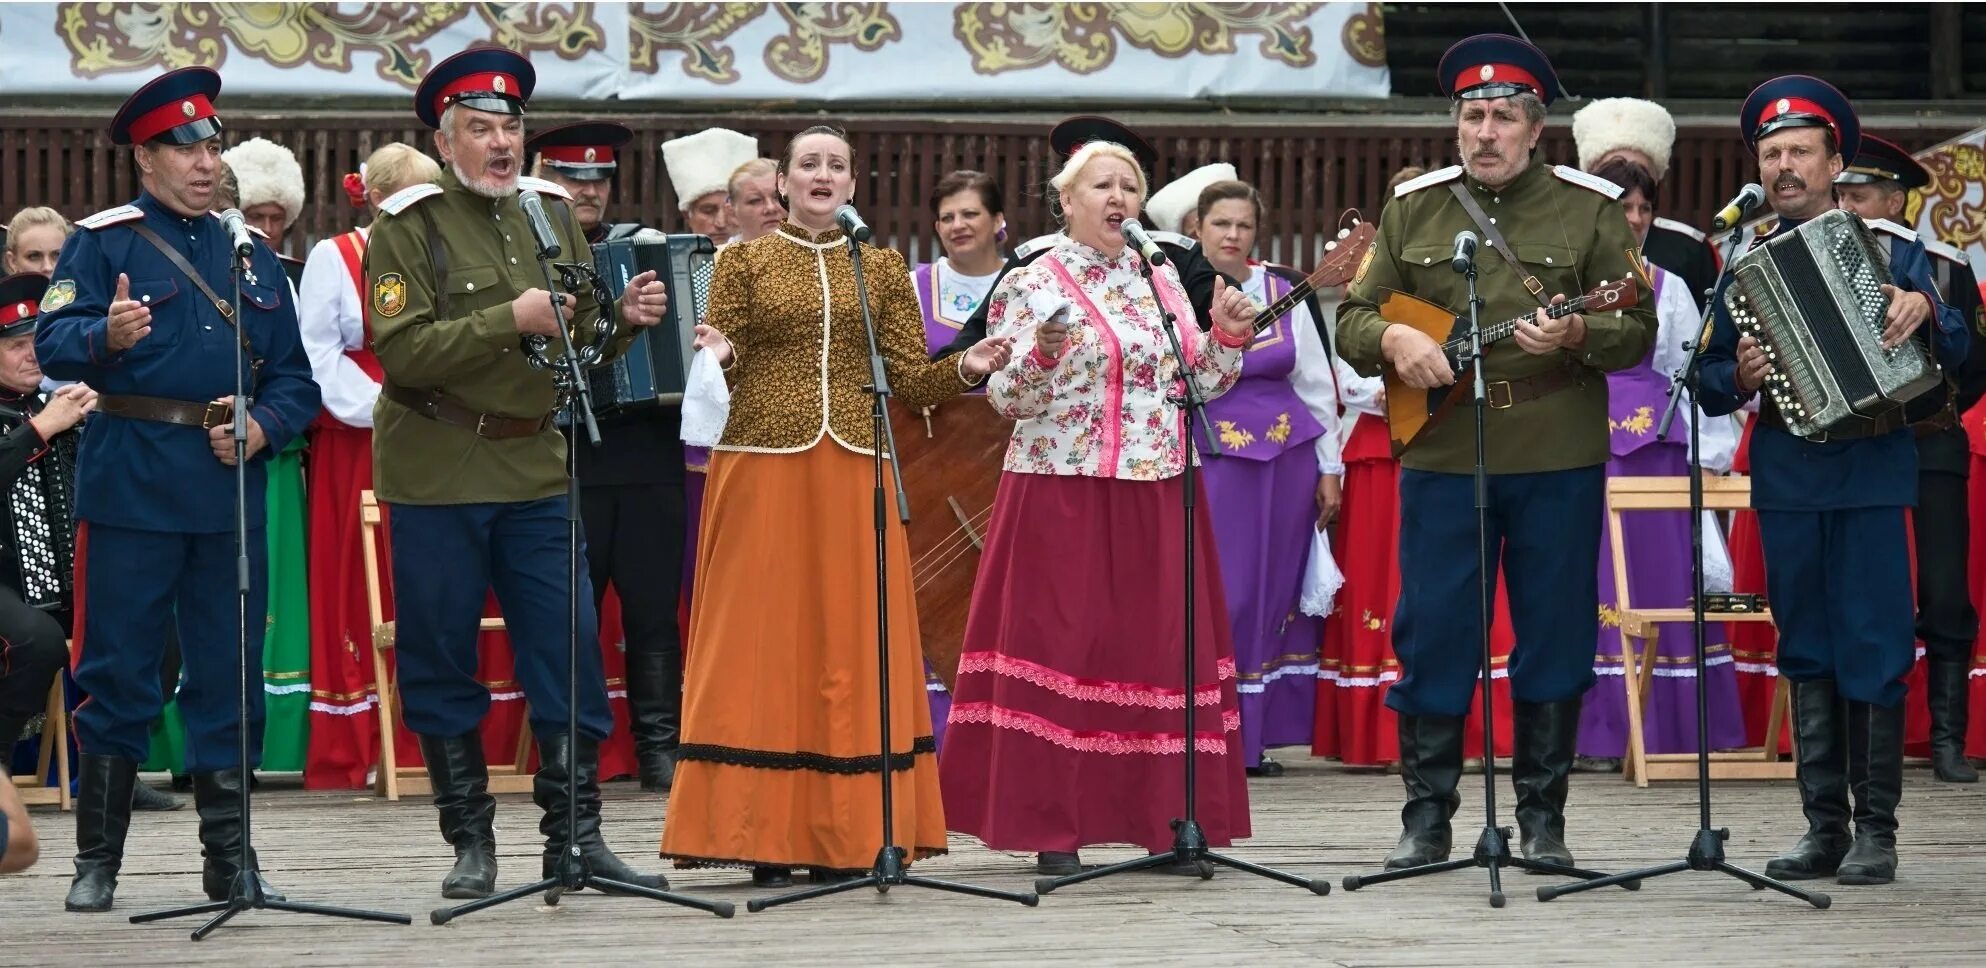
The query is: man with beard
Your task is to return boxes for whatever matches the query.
[661,128,755,245]
[1835,133,1986,785]
[1334,34,1657,873]
[35,67,320,911]
[364,49,673,899]
[1698,77,1967,886]
[525,121,689,792]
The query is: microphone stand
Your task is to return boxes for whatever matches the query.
[749,232,1037,913]
[1537,235,1829,908]
[1340,245,1636,907]
[1036,254,1331,898]
[132,249,410,939]
[432,226,732,924]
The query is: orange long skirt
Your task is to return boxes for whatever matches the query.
[659,444,946,871]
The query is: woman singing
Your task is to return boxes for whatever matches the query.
[660,126,1011,888]
[939,139,1256,876]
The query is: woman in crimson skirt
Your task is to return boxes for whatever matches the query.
[938,137,1257,876]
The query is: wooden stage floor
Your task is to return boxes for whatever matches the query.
[3,753,1982,967]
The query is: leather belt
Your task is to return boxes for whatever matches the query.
[98,394,234,429]
[1484,366,1586,410]
[384,383,553,439]
[1912,406,1959,438]
[1762,402,1905,441]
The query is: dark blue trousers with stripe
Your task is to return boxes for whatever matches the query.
[1386,466,1604,718]
[1756,508,1915,707]
[387,495,613,741]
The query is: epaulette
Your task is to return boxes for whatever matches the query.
[1015,233,1064,261]
[76,205,143,230]
[1650,217,1707,243]
[1150,230,1199,251]
[1921,236,1966,265]
[517,176,572,201]
[1553,165,1623,200]
[1864,218,1917,243]
[1393,165,1462,198]
[378,183,442,216]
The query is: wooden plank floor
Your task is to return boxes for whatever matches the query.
[4,754,1983,967]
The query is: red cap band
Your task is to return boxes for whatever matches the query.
[127,93,216,144]
[1453,63,1542,98]
[538,145,613,165]
[433,71,520,119]
[1758,95,1838,137]
[0,298,37,329]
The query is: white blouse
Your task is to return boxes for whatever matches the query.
[296,229,379,428]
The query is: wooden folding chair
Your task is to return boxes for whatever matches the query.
[1606,476,1793,787]
[361,490,535,800]
[9,668,71,810]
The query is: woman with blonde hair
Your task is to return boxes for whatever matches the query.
[939,137,1258,876]
[3,208,71,277]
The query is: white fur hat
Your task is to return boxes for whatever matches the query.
[661,128,759,212]
[1571,98,1676,181]
[221,137,305,228]
[1144,162,1237,235]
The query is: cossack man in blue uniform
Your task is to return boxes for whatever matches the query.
[1698,77,1967,887]
[33,67,321,911]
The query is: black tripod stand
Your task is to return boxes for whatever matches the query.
[1536,241,1830,908]
[1035,254,1330,898]
[131,243,411,940]
[1340,237,1638,907]
[431,229,732,924]
[748,223,1037,913]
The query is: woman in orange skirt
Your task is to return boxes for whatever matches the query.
[658,126,1011,887]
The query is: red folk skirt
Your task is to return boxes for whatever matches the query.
[940,469,1250,854]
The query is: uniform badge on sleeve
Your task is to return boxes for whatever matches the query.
[40,279,77,312]
[373,272,406,318]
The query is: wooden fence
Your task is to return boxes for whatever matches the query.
[2,113,1972,268]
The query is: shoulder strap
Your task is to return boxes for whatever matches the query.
[415,206,451,320]
[127,222,259,369]
[1446,182,1550,308]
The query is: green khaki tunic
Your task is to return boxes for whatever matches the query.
[364,170,632,505]
[1335,160,1659,475]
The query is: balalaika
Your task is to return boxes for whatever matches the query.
[1723,208,1940,438]
[0,411,78,612]
[589,233,715,412]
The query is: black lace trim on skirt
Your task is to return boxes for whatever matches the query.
[676,736,937,775]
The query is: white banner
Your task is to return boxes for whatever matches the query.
[0,2,1390,101]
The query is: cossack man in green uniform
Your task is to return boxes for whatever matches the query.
[1334,34,1658,873]
[363,49,672,900]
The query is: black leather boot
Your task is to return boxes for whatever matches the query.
[1511,700,1580,870]
[193,769,287,902]
[625,648,683,793]
[1926,660,1979,784]
[131,780,185,811]
[1385,713,1464,869]
[1838,700,1904,885]
[1766,679,1852,880]
[65,754,137,912]
[419,732,498,898]
[535,731,669,893]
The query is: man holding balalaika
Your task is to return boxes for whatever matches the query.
[525,121,692,793]
[0,274,92,764]
[1699,77,1967,887]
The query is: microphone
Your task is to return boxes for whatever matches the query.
[833,204,872,242]
[1711,183,1766,231]
[517,190,562,260]
[1120,218,1167,266]
[219,208,255,260]
[1450,230,1478,274]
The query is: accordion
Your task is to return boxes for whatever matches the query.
[588,233,716,413]
[1722,209,1941,438]
[5,425,79,611]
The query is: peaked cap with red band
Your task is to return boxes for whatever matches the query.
[1741,74,1860,161]
[415,48,536,129]
[1048,115,1158,180]
[1437,33,1560,107]
[0,274,50,339]
[526,121,633,182]
[110,67,224,146]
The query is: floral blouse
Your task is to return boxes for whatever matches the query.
[984,240,1245,480]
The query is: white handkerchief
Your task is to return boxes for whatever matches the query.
[1299,526,1346,618]
[679,348,730,448]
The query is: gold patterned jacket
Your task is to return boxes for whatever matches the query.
[707,222,980,455]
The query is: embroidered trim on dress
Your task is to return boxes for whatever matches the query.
[949,701,1240,755]
[954,651,1234,708]
[677,737,937,774]
[664,846,948,872]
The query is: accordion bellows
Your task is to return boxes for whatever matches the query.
[1723,209,1940,438]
